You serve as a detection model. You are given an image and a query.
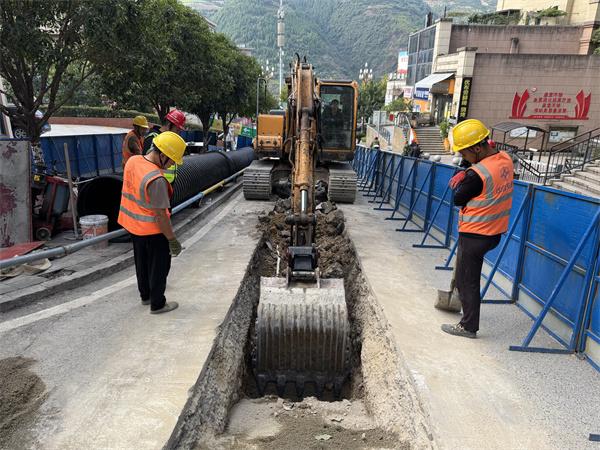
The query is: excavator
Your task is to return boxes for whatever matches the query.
[246,57,358,397]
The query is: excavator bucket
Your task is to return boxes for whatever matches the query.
[253,277,350,398]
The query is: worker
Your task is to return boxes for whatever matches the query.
[408,139,421,158]
[371,136,380,149]
[122,115,149,168]
[441,119,514,338]
[143,109,186,184]
[118,131,186,314]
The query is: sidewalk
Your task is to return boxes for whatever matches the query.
[0,192,269,449]
[0,183,241,312]
[343,194,600,450]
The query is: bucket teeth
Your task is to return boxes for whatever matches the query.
[276,375,286,397]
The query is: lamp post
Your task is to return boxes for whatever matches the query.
[358,63,373,133]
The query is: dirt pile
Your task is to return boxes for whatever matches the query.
[0,357,46,448]
[257,199,354,279]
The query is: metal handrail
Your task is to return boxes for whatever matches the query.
[548,127,600,153]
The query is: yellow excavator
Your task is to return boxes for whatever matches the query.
[246,57,358,397]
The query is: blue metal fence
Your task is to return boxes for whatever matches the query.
[40,133,125,177]
[353,145,600,372]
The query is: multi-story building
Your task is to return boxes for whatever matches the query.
[404,17,599,143]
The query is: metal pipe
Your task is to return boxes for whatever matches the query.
[0,168,247,270]
[300,189,308,213]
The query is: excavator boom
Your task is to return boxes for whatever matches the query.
[252,58,351,397]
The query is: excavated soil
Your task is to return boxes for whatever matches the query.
[0,357,46,449]
[165,200,433,450]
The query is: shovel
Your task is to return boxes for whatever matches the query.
[435,265,462,313]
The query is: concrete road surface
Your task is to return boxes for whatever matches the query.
[0,193,268,449]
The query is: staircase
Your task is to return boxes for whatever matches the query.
[415,126,446,155]
[550,163,600,198]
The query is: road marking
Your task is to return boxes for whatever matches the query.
[0,193,242,334]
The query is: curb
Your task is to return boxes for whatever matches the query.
[0,182,243,313]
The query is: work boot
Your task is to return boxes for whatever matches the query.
[441,323,476,339]
[141,299,150,306]
[150,301,179,314]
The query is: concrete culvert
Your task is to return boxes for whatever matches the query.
[165,200,433,449]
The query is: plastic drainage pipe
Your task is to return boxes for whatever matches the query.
[0,168,247,270]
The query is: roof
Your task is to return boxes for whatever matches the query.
[414,73,454,90]
[492,122,547,134]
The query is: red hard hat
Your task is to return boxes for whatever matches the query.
[165,109,186,130]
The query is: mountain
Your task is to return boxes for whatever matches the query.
[194,0,493,80]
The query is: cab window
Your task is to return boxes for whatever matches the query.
[320,85,354,149]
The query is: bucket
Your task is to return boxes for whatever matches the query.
[80,214,109,249]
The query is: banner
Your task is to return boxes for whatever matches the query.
[510,89,591,120]
[397,50,408,76]
[457,77,472,122]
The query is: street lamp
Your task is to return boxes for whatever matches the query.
[358,63,374,133]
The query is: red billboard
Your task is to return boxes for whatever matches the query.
[511,89,591,120]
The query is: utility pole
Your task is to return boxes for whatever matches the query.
[277,0,284,104]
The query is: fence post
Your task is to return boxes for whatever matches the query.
[511,184,535,301]
[480,187,533,303]
[572,223,600,352]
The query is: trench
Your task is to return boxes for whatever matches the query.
[165,200,433,450]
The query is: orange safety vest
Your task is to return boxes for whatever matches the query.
[458,151,514,235]
[122,130,145,168]
[118,155,173,236]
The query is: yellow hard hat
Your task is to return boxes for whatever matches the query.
[153,131,186,165]
[451,119,490,152]
[133,115,149,129]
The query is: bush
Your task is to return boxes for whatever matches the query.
[51,105,159,123]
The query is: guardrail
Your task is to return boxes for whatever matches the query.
[353,145,600,373]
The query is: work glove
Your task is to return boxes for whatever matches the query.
[168,238,182,257]
[449,171,466,190]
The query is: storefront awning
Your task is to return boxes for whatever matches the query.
[414,73,454,90]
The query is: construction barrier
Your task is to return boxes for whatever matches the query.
[40,132,125,177]
[353,145,600,372]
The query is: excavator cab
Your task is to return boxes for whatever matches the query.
[318,81,358,161]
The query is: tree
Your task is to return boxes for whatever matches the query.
[95,0,213,122]
[383,97,412,114]
[0,0,139,160]
[358,78,386,125]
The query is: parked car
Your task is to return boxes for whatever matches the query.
[0,104,51,138]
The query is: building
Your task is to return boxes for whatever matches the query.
[404,17,600,143]
[496,0,600,26]
[385,50,410,105]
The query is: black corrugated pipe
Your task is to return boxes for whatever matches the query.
[77,147,255,230]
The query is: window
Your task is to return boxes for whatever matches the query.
[320,85,355,150]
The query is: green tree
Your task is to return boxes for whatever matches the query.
[0,0,137,156]
[383,97,412,114]
[96,0,214,122]
[358,78,386,125]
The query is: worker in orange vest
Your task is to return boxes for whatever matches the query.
[442,119,514,338]
[118,131,185,314]
[122,115,149,168]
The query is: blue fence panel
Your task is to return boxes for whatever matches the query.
[40,133,124,177]
[353,147,600,371]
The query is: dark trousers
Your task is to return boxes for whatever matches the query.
[455,233,501,332]
[131,233,171,311]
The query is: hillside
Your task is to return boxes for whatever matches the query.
[205,0,430,79]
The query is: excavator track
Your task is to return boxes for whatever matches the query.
[243,160,273,200]
[328,163,357,203]
[252,277,351,398]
